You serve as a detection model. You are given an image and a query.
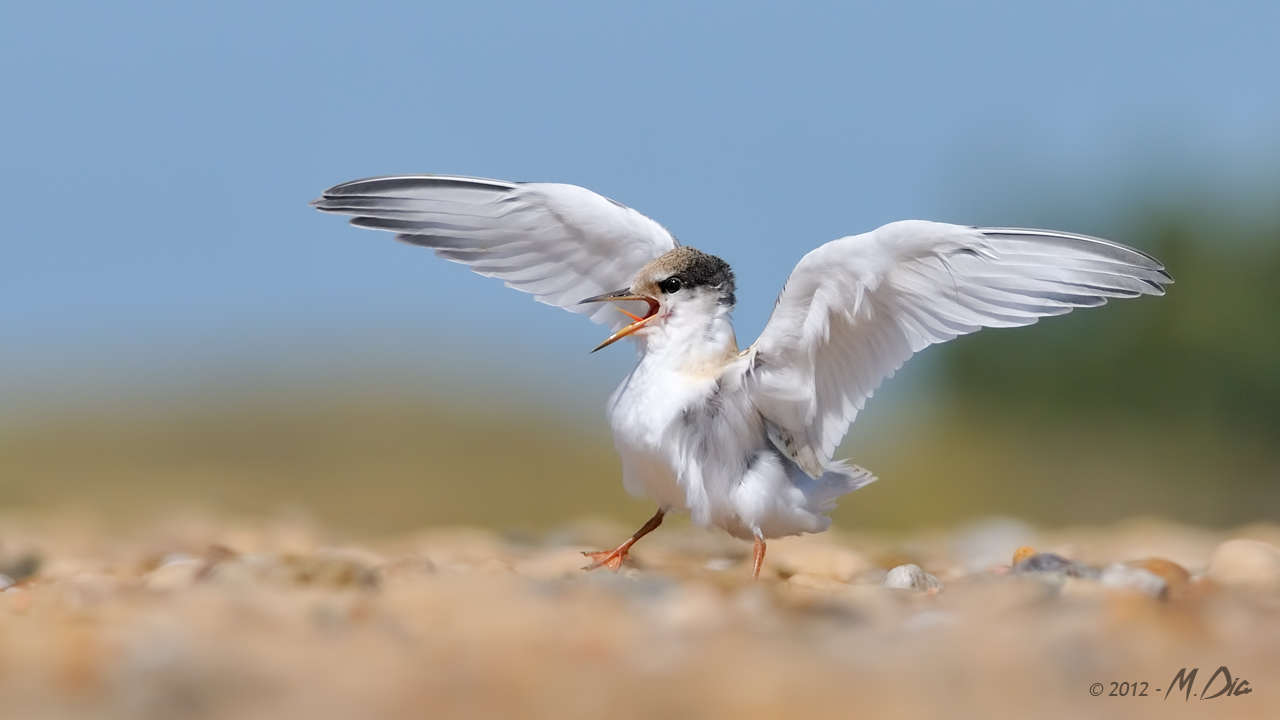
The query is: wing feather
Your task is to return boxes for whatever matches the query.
[747,220,1169,478]
[313,175,677,326]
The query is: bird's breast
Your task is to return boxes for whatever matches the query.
[606,361,724,509]
[608,366,712,451]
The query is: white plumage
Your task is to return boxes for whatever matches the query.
[746,221,1170,479]
[315,175,676,328]
[314,175,1170,577]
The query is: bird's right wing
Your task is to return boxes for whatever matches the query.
[313,175,678,326]
[745,220,1170,478]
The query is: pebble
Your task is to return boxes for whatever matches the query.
[1013,552,1070,572]
[1205,539,1280,591]
[0,518,1276,719]
[1099,563,1167,598]
[204,553,274,587]
[0,552,42,584]
[1013,553,1098,579]
[1128,557,1190,598]
[1011,546,1037,566]
[280,550,381,589]
[883,564,942,593]
[143,558,205,591]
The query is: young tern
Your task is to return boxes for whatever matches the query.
[313,175,1170,579]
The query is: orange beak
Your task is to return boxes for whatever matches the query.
[578,289,661,353]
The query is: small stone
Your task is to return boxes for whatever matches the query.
[1013,553,1098,579]
[1011,546,1036,566]
[0,552,41,584]
[203,553,273,586]
[1205,539,1280,591]
[281,549,381,589]
[882,564,942,593]
[0,573,13,591]
[1014,552,1070,572]
[1128,557,1190,598]
[1099,563,1167,598]
[203,544,238,566]
[143,557,204,591]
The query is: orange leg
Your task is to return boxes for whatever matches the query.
[752,537,767,580]
[582,509,665,571]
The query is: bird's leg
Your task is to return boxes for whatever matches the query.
[751,536,767,580]
[581,508,665,571]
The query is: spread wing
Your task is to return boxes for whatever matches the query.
[746,220,1171,478]
[312,175,677,326]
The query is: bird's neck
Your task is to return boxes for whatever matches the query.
[637,295,738,375]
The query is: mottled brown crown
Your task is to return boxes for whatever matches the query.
[641,247,736,305]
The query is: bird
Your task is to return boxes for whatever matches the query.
[312,174,1171,579]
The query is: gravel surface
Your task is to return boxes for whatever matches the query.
[2,515,1277,719]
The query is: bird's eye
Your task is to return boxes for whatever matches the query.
[659,277,683,294]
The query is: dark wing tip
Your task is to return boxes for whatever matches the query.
[322,174,517,197]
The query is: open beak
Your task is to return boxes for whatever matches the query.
[578,289,661,353]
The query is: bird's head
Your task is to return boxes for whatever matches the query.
[579,247,735,352]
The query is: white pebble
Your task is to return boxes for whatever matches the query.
[882,563,942,593]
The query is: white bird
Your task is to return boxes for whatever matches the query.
[313,175,1170,578]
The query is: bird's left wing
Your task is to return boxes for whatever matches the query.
[313,175,677,326]
[745,220,1171,478]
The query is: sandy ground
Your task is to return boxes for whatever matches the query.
[1,514,1277,720]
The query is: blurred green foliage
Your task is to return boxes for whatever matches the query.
[943,209,1280,438]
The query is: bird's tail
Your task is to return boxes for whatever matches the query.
[805,460,877,513]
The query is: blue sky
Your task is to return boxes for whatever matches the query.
[3,1,1277,411]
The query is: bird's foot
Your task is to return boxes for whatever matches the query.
[581,547,629,571]
[579,509,665,573]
